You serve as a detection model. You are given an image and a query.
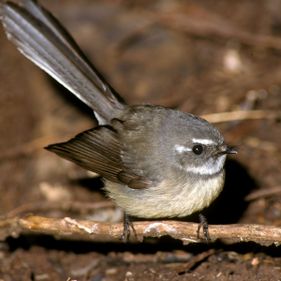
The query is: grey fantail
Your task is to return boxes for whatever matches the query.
[0,0,236,219]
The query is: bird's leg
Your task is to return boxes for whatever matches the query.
[197,213,210,242]
[121,213,137,242]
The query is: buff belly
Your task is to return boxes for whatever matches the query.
[104,170,225,218]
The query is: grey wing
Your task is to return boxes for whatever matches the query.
[0,0,125,123]
[46,126,153,189]
[111,111,164,187]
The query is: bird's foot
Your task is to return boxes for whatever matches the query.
[197,214,210,242]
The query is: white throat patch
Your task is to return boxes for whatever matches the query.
[185,155,226,175]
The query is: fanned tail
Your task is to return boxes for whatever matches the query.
[0,0,126,123]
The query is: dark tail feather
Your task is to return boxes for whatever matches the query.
[0,0,125,123]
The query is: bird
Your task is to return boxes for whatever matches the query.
[0,0,236,237]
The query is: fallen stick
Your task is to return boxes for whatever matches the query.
[0,215,280,247]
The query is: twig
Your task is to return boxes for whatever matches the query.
[176,249,216,273]
[116,5,281,53]
[0,135,59,161]
[245,187,281,201]
[155,8,281,52]
[201,110,279,124]
[2,201,115,218]
[0,215,280,246]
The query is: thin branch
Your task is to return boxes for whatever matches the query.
[2,201,114,218]
[0,215,280,246]
[201,110,280,124]
[245,186,281,201]
[155,8,281,52]
[0,135,58,161]
[116,6,281,53]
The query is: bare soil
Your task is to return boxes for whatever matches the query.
[0,0,280,280]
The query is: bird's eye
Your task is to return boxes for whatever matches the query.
[192,144,204,155]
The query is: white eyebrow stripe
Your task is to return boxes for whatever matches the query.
[175,144,192,153]
[192,138,216,145]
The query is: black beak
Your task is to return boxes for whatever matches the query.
[217,144,237,155]
[225,146,237,155]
